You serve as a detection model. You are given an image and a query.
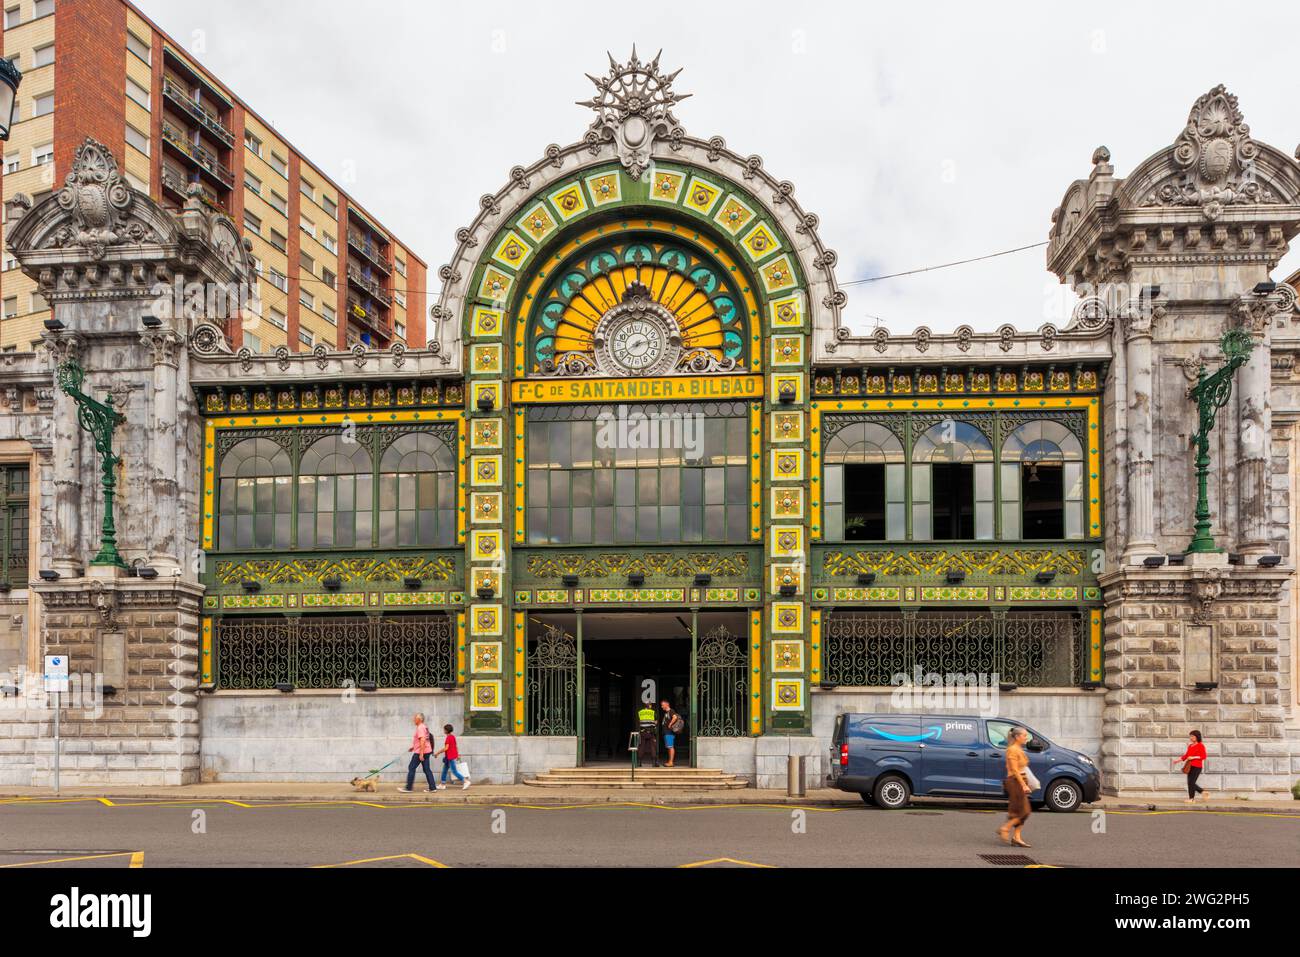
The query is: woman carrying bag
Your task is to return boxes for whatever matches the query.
[1175,729,1208,803]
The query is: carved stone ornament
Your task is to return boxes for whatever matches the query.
[189,322,233,357]
[1192,570,1223,624]
[1143,85,1278,218]
[50,138,155,258]
[578,48,691,179]
[1070,296,1109,332]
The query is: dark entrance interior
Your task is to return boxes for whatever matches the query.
[583,637,690,765]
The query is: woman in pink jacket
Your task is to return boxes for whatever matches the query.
[399,712,436,793]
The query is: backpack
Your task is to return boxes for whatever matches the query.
[668,713,685,735]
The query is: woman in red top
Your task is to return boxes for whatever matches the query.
[434,723,471,790]
[1174,729,1208,803]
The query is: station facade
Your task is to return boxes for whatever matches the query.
[0,59,1297,795]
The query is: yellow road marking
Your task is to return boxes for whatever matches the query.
[315,853,447,869]
[0,850,143,868]
[679,856,775,868]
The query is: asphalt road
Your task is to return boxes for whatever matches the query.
[1,798,1297,868]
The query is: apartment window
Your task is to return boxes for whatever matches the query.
[299,290,314,311]
[299,251,315,275]
[269,152,288,178]
[33,44,54,69]
[32,144,53,167]
[396,322,406,340]
[2,297,16,319]
[298,329,313,347]
[33,94,53,117]
[321,232,337,254]
[322,195,337,218]
[322,303,336,325]
[245,130,262,157]
[32,0,53,18]
[3,256,15,271]
[243,210,262,236]
[126,77,150,110]
[267,308,287,330]
[321,267,336,289]
[245,333,262,354]
[395,258,407,277]
[244,171,262,195]
[125,124,150,157]
[268,191,287,216]
[127,32,151,65]
[3,8,20,29]
[299,215,315,238]
[125,172,147,192]
[299,178,314,202]
[268,268,288,292]
[268,229,287,253]
[4,154,18,174]
[394,291,406,308]
[30,292,47,312]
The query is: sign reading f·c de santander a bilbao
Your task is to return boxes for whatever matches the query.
[511,374,765,404]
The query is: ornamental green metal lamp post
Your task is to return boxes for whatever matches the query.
[56,359,128,568]
[1186,327,1254,554]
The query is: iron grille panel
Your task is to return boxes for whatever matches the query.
[824,609,1084,687]
[216,614,454,690]
[526,624,578,736]
[696,626,748,737]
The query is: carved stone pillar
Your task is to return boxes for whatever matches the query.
[42,333,83,576]
[1121,304,1156,562]
[140,329,184,573]
[1234,291,1287,554]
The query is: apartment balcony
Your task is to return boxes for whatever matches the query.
[161,76,235,148]
[160,168,223,211]
[346,297,393,341]
[347,229,392,273]
[161,120,235,189]
[346,263,392,307]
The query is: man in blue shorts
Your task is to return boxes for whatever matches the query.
[659,698,683,767]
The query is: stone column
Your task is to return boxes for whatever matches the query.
[1121,304,1156,562]
[1234,294,1280,554]
[43,334,83,576]
[141,329,185,574]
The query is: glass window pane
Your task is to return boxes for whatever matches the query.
[572,507,592,544]
[727,418,747,463]
[704,419,726,465]
[549,471,569,509]
[378,510,395,546]
[824,504,843,541]
[660,467,680,502]
[528,423,549,465]
[316,513,333,547]
[436,511,454,547]
[1001,463,1021,502]
[824,465,843,504]
[704,467,725,505]
[912,504,931,541]
[571,469,593,507]
[593,507,613,543]
[704,505,725,541]
[1001,503,1021,540]
[572,423,593,469]
[218,515,234,548]
[616,469,635,506]
[1065,502,1083,539]
[417,473,435,507]
[616,506,636,542]
[550,423,572,468]
[418,510,436,544]
[637,505,658,542]
[549,508,570,544]
[638,469,657,505]
[681,469,702,506]
[660,505,679,541]
[886,503,906,541]
[594,469,614,507]
[911,464,930,503]
[727,506,748,541]
[886,464,906,503]
[395,473,413,508]
[1064,462,1084,501]
[528,471,548,507]
[681,506,702,542]
[356,509,371,546]
[528,507,548,543]
[726,465,747,504]
[974,463,993,502]
[236,515,252,548]
[975,502,994,540]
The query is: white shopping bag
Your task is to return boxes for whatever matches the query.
[455,758,469,778]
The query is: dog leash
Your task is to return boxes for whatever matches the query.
[364,756,403,779]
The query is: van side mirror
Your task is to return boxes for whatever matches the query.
[1026,738,1047,753]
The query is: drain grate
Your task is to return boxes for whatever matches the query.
[980,853,1037,866]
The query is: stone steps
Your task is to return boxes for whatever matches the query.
[523,766,749,789]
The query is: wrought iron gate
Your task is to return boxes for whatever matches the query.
[694,625,748,736]
[526,624,579,735]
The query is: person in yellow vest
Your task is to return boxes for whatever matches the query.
[636,703,659,767]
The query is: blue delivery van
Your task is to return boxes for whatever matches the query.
[828,713,1101,812]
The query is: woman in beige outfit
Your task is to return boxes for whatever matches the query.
[997,727,1033,848]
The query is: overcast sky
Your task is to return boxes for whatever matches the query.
[137,0,1300,335]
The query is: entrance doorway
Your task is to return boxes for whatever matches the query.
[524,610,748,767]
[583,637,690,765]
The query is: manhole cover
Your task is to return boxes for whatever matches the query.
[980,853,1037,866]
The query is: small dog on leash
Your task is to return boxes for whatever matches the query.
[350,776,378,793]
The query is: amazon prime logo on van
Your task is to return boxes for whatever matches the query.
[888,668,999,716]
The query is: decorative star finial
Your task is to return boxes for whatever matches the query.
[577,49,690,178]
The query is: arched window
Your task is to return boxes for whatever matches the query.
[823,422,905,540]
[1001,420,1084,540]
[217,438,292,549]
[379,433,456,547]
[911,421,994,540]
[297,435,372,548]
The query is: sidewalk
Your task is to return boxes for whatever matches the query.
[1,782,1296,813]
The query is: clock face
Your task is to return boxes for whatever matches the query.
[609,317,665,372]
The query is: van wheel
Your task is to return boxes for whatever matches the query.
[1045,778,1082,812]
[873,775,911,810]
